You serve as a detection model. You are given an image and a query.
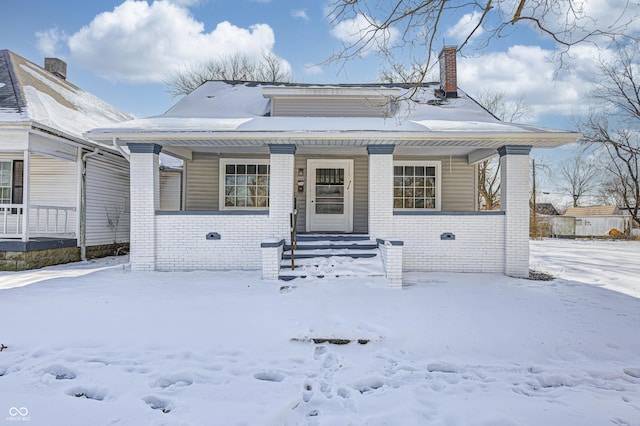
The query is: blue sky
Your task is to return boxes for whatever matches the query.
[2,0,639,200]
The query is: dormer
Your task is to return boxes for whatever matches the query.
[261,85,402,118]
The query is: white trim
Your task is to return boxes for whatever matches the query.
[393,160,442,211]
[218,158,270,211]
[306,159,354,233]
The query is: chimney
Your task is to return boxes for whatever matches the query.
[44,57,67,80]
[438,46,457,98]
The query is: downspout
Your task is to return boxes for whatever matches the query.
[80,148,101,260]
[112,137,130,162]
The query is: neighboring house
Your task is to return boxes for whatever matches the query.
[86,47,580,284]
[551,205,637,238]
[0,50,132,270]
[535,203,560,216]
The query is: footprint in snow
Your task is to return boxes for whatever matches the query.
[43,365,76,380]
[152,373,194,388]
[314,345,327,360]
[66,386,107,401]
[254,370,286,382]
[143,396,172,414]
[623,368,640,379]
[302,380,314,402]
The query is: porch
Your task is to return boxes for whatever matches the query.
[1,204,77,240]
[126,143,530,283]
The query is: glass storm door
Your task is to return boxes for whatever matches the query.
[306,159,353,232]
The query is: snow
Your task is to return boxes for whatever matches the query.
[1,54,131,140]
[0,239,639,425]
[88,81,568,137]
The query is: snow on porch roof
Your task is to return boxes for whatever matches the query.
[86,81,580,147]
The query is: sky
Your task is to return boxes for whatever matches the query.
[2,0,639,199]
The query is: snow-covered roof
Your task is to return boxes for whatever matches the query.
[86,81,580,149]
[0,50,132,141]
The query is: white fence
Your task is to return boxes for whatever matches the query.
[1,204,77,239]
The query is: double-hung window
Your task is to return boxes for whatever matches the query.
[220,159,270,210]
[393,161,441,210]
[1,160,23,206]
[0,162,11,204]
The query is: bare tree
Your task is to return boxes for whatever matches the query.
[579,42,640,225]
[473,89,533,123]
[165,52,292,97]
[327,0,638,82]
[478,157,500,210]
[555,155,600,207]
[471,89,532,210]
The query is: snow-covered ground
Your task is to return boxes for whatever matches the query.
[0,239,639,425]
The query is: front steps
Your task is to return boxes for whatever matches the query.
[279,235,385,281]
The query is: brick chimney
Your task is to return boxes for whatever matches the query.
[44,57,67,80]
[438,46,457,98]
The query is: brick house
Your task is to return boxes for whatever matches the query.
[0,50,132,270]
[86,47,579,285]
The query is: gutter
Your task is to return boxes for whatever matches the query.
[85,129,583,143]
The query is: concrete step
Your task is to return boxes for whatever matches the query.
[278,235,384,281]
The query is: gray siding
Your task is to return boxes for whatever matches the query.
[395,155,475,211]
[184,153,270,210]
[185,153,219,210]
[272,98,389,118]
[160,170,182,211]
[85,155,130,245]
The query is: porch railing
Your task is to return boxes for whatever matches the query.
[1,204,77,239]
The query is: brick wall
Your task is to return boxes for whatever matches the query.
[155,214,272,270]
[129,146,160,271]
[368,151,394,239]
[268,151,295,241]
[500,147,531,277]
[393,214,505,272]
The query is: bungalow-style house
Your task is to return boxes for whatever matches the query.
[86,47,580,285]
[0,50,132,270]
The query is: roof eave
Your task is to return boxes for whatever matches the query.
[85,129,581,148]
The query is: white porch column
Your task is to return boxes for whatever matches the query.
[21,150,30,242]
[268,144,296,240]
[499,145,532,278]
[128,143,161,271]
[367,145,395,239]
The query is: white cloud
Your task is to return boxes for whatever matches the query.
[166,0,204,5]
[36,28,68,57]
[330,14,399,55]
[458,44,607,124]
[64,0,282,83]
[446,11,484,43]
[291,9,310,22]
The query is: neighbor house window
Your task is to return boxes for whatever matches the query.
[220,159,270,209]
[393,161,441,210]
[0,162,11,204]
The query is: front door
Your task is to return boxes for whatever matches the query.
[306,159,353,233]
